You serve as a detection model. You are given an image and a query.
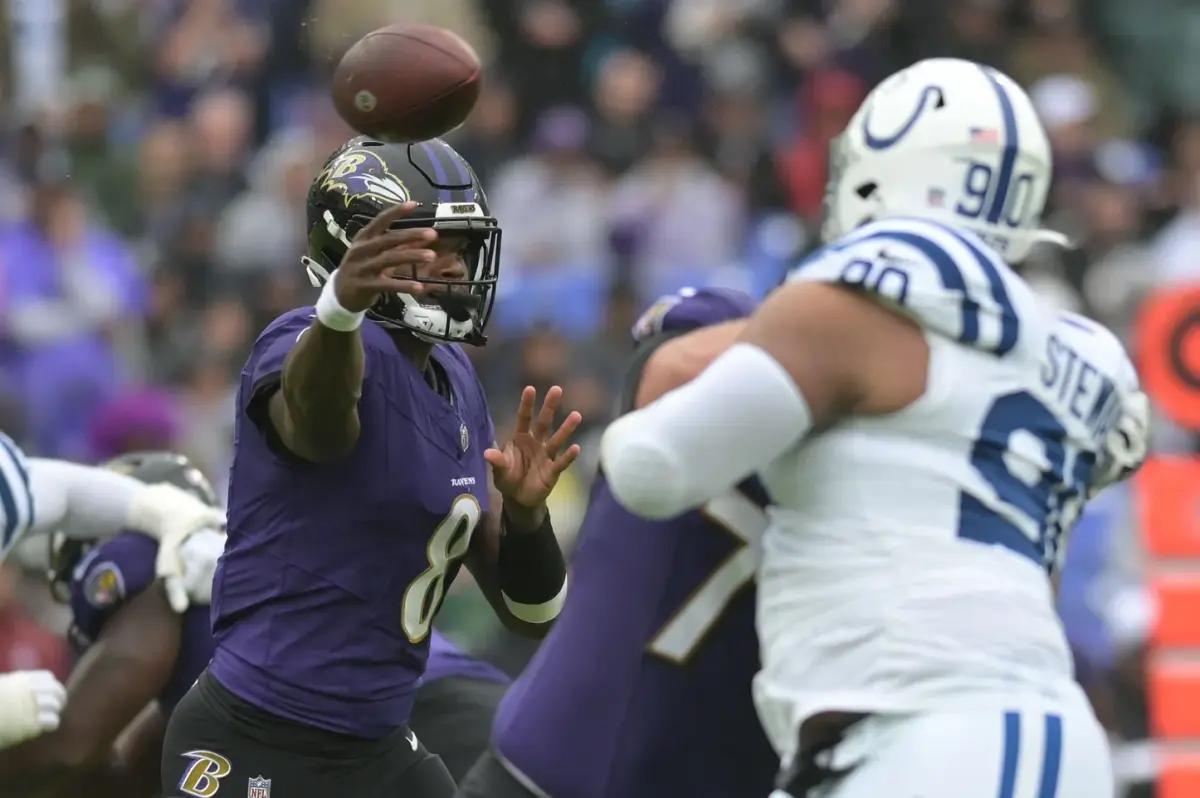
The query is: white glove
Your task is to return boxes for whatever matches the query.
[1092,390,1150,496]
[176,528,227,608]
[127,483,226,613]
[0,670,66,749]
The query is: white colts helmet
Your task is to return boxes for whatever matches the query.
[822,57,1067,262]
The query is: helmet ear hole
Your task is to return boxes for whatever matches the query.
[855,182,878,199]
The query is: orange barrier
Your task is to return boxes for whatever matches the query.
[1148,656,1200,738]
[1152,575,1200,648]
[1159,752,1200,798]
[1135,458,1200,557]
[1137,456,1200,794]
[1137,284,1200,430]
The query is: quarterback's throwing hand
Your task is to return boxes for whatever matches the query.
[486,386,582,521]
[334,201,438,312]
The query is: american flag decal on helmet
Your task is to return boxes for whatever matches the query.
[969,126,1000,144]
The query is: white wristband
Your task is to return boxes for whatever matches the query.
[315,270,365,332]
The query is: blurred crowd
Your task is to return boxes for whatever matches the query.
[4,0,1200,794]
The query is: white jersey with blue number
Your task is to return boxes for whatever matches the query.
[0,432,35,559]
[752,217,1137,754]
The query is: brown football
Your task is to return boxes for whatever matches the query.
[331,24,482,142]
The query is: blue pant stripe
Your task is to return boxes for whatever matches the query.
[998,711,1021,798]
[1037,713,1063,798]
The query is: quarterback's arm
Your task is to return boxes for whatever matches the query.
[602,282,928,518]
[268,203,436,463]
[465,485,568,640]
[268,318,367,462]
[0,584,180,795]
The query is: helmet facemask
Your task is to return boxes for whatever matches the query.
[302,203,501,346]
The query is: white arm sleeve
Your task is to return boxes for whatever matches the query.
[600,343,812,519]
[27,458,146,538]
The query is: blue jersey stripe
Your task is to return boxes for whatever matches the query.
[982,66,1020,224]
[0,437,25,550]
[998,711,1021,798]
[1037,713,1063,798]
[857,229,980,344]
[925,220,1020,355]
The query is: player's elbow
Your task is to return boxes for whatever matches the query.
[44,730,109,773]
[601,418,689,520]
[288,410,362,463]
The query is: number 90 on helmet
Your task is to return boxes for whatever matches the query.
[302,136,501,345]
[821,58,1067,263]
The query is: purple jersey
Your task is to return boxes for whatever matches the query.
[492,288,776,798]
[210,308,493,738]
[69,533,214,710]
[424,631,509,686]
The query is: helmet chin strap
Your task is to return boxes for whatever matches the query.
[397,293,476,343]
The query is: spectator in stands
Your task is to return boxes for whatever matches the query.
[590,49,662,175]
[0,174,145,458]
[609,115,745,301]
[491,106,611,336]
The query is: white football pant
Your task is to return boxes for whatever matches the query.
[773,699,1112,798]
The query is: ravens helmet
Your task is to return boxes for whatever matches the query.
[47,452,218,602]
[302,136,501,345]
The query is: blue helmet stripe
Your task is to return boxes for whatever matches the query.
[856,229,981,345]
[924,219,1020,355]
[416,141,452,202]
[442,140,471,184]
[981,66,1019,224]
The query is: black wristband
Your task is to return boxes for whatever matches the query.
[498,510,567,621]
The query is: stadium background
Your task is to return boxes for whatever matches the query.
[1,1,1199,795]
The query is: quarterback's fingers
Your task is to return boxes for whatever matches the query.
[359,248,437,276]
[358,276,433,297]
[551,443,582,472]
[352,228,437,257]
[514,386,536,435]
[532,385,563,440]
[545,410,583,459]
[356,201,419,239]
[483,447,510,474]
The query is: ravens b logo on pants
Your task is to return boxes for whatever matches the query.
[178,750,232,797]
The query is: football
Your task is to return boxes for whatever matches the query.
[331,23,482,143]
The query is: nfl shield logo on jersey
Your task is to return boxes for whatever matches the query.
[459,422,470,453]
[247,776,270,798]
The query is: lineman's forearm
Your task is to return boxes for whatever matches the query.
[27,460,144,539]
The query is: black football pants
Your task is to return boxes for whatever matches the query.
[162,670,455,798]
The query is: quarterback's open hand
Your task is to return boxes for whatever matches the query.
[334,201,437,312]
[486,386,582,525]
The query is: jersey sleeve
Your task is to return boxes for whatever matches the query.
[243,309,320,409]
[68,532,158,649]
[0,432,35,557]
[787,217,1037,357]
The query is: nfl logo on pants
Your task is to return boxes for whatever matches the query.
[247,776,271,798]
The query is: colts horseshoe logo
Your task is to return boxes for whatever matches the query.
[862,85,944,150]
